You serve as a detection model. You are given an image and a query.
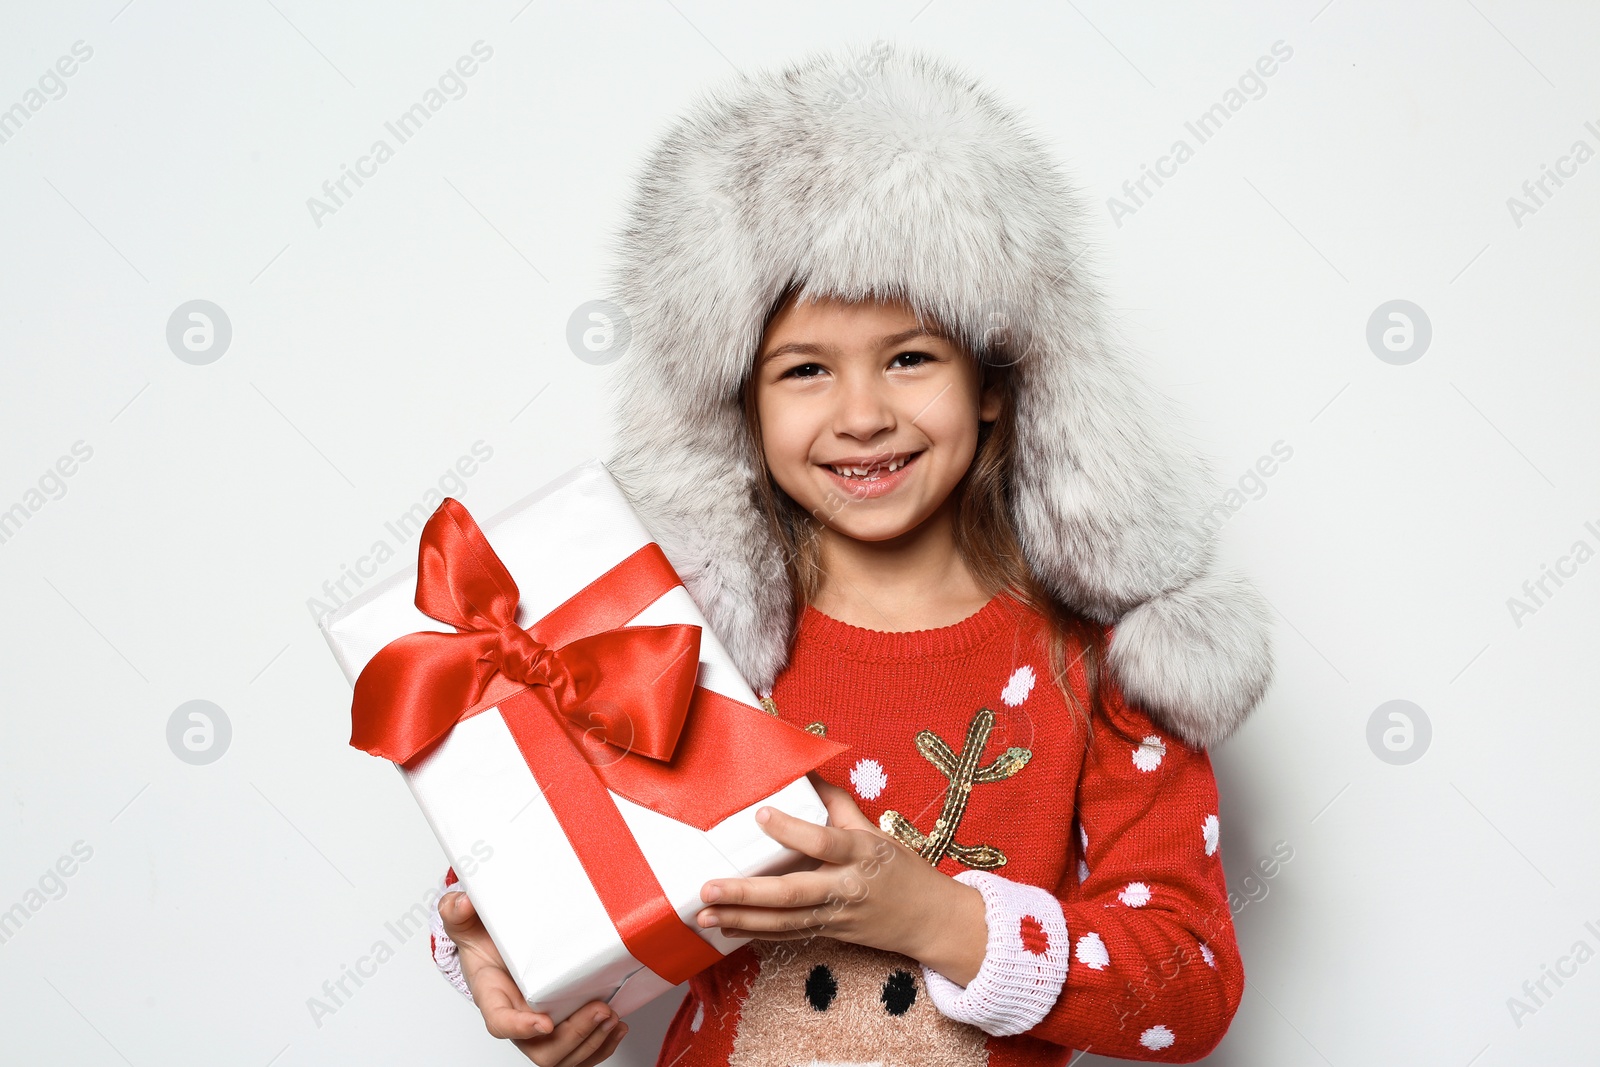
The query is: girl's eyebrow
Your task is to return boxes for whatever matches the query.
[758,327,952,366]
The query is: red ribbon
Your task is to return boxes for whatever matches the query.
[349,497,847,986]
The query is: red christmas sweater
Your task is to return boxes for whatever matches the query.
[432,589,1244,1064]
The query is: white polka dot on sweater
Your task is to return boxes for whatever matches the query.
[1077,859,1089,884]
[1199,942,1215,967]
[1139,1024,1175,1050]
[849,758,888,800]
[1001,665,1036,706]
[690,999,704,1032]
[1132,735,1166,772]
[1202,813,1220,856]
[1075,931,1110,970]
[1118,882,1151,907]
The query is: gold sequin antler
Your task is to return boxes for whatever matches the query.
[879,707,1031,870]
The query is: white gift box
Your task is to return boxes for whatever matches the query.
[319,458,832,1021]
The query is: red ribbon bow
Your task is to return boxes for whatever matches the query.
[349,497,846,986]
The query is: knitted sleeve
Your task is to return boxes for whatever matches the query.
[922,681,1244,1059]
[428,867,475,1002]
[1042,680,1244,1058]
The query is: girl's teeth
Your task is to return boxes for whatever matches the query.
[830,455,912,478]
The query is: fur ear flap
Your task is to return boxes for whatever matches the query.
[1106,571,1276,750]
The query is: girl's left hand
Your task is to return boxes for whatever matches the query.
[695,773,982,969]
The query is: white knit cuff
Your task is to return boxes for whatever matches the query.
[429,876,475,1004]
[920,870,1070,1037]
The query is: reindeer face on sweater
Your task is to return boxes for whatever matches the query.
[727,936,990,1067]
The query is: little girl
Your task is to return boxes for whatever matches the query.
[429,43,1273,1067]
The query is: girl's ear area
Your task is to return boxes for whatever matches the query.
[977,359,1006,423]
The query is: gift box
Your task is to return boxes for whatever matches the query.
[319,458,848,1021]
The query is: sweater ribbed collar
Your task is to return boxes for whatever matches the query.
[797,589,1023,661]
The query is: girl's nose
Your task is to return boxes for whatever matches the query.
[832,373,896,439]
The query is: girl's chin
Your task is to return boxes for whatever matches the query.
[813,506,928,543]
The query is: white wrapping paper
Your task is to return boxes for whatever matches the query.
[320,458,829,1020]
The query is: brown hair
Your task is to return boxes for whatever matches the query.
[739,281,1130,745]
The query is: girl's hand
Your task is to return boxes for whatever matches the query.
[440,891,628,1065]
[694,774,987,982]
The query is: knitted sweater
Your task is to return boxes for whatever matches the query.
[429,589,1245,1064]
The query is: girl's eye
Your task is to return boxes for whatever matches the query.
[779,351,935,379]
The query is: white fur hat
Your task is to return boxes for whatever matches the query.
[600,42,1273,749]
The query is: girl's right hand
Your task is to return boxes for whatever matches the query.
[440,890,629,1066]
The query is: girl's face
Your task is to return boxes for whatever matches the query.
[753,293,1002,543]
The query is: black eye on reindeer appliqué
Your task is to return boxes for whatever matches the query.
[805,963,837,1010]
[881,969,917,1016]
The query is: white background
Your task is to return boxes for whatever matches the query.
[2,2,1597,1064]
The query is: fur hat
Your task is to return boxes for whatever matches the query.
[599,42,1273,749]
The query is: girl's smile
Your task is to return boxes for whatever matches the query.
[819,448,925,498]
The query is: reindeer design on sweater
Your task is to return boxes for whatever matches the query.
[718,707,1034,1066]
[727,937,990,1067]
[878,707,1032,869]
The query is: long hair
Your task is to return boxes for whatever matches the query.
[739,281,1133,747]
